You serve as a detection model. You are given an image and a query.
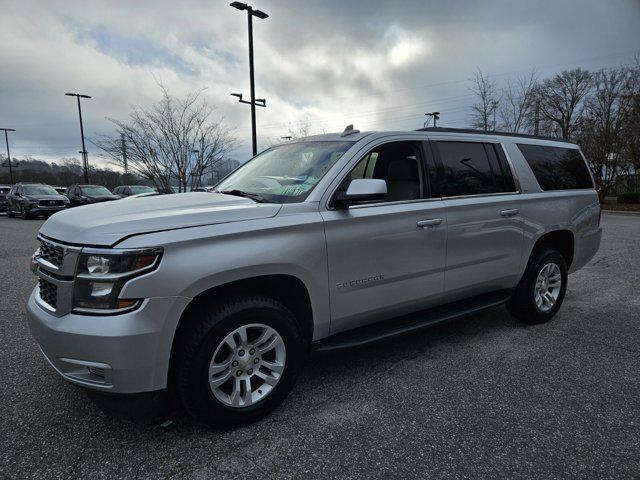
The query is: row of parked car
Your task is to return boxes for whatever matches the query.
[1,183,157,219]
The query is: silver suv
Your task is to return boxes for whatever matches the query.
[27,127,602,427]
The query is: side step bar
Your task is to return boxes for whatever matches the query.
[313,290,512,352]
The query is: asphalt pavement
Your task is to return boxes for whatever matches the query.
[0,213,638,479]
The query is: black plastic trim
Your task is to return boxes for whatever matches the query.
[313,290,512,352]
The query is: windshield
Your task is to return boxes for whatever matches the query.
[130,186,155,194]
[216,141,354,203]
[81,186,112,196]
[0,187,9,194]
[23,185,58,196]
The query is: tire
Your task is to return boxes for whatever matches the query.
[174,295,305,428]
[7,205,14,218]
[507,248,568,324]
[20,205,30,220]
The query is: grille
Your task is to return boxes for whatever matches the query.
[39,240,64,267]
[38,278,58,309]
[38,200,64,207]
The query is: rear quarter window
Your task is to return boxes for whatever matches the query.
[517,144,593,191]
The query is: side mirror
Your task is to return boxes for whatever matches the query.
[335,179,387,207]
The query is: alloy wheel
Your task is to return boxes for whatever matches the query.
[534,262,562,312]
[208,323,286,408]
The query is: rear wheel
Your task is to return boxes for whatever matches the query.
[507,248,567,324]
[174,296,305,428]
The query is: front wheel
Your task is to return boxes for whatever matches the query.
[174,296,305,428]
[7,205,15,218]
[20,205,30,220]
[507,248,568,324]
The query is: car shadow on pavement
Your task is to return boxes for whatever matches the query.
[84,305,520,428]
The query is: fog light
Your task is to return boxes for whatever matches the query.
[91,282,113,297]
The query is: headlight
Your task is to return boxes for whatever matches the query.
[73,247,162,314]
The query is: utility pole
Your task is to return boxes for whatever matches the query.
[491,100,499,131]
[424,112,440,128]
[121,133,128,174]
[0,128,16,184]
[65,92,91,183]
[230,2,268,157]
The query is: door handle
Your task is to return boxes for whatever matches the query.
[500,208,519,217]
[417,218,443,228]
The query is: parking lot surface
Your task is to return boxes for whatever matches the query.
[0,213,638,479]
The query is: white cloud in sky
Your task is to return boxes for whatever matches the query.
[0,0,638,166]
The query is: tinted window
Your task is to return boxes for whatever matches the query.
[345,141,423,202]
[435,142,509,196]
[81,186,112,196]
[517,144,593,190]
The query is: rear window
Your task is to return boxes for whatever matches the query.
[517,144,593,191]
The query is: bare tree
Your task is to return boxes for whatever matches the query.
[266,118,314,147]
[537,68,592,140]
[576,67,637,200]
[624,55,640,187]
[498,69,538,133]
[94,86,237,192]
[469,69,500,131]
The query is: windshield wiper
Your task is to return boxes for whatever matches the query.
[218,189,268,203]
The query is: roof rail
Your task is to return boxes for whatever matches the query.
[415,127,575,144]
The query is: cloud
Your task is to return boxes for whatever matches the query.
[0,0,638,165]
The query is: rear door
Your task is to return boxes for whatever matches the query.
[321,140,447,334]
[430,140,523,299]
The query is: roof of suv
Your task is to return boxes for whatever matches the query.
[291,127,577,146]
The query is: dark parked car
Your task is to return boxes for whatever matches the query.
[0,185,10,211]
[65,184,119,207]
[6,183,69,219]
[113,185,156,198]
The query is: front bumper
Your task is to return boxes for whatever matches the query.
[26,205,67,216]
[27,288,190,393]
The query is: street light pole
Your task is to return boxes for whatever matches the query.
[0,128,16,184]
[424,112,440,128]
[230,2,268,157]
[65,93,92,183]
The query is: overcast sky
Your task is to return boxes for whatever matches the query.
[0,0,638,165]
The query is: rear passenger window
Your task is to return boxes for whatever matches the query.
[434,141,515,197]
[517,144,593,190]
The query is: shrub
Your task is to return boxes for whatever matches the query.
[617,192,640,204]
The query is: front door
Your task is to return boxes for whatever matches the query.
[321,140,447,335]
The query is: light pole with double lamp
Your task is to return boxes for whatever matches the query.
[230,2,268,157]
[0,128,16,184]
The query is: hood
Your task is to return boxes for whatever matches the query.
[86,195,120,202]
[40,192,282,246]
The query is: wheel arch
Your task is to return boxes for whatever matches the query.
[168,273,314,386]
[528,229,575,269]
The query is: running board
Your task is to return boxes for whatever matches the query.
[313,290,512,352]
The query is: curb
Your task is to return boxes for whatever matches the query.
[602,209,640,216]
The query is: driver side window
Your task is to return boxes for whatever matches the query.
[343,141,424,203]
